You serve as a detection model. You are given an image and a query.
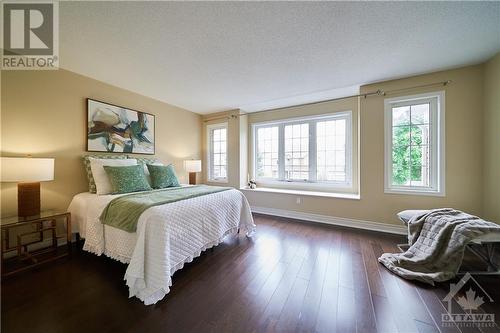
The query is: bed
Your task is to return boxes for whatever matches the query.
[68,186,256,305]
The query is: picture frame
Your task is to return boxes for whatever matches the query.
[86,98,155,155]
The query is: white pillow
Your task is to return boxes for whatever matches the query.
[89,157,137,195]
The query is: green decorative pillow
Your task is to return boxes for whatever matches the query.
[129,156,162,185]
[147,164,180,189]
[82,154,128,193]
[103,165,152,194]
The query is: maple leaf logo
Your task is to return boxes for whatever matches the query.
[456,288,484,311]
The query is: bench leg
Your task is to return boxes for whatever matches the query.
[458,243,500,275]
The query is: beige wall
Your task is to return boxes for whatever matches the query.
[1,69,201,217]
[483,53,500,222]
[243,64,486,225]
[239,111,249,187]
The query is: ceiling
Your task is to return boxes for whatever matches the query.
[59,2,500,114]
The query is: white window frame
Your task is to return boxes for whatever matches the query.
[384,91,445,196]
[252,111,353,191]
[207,122,228,183]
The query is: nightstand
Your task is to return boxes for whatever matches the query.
[1,210,71,277]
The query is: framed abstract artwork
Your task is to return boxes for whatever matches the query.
[86,99,155,155]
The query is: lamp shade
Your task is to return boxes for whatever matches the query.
[184,160,202,173]
[1,157,54,182]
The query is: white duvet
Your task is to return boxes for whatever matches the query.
[68,188,256,305]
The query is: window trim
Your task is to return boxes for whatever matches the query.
[252,111,353,191]
[384,91,445,196]
[207,122,228,183]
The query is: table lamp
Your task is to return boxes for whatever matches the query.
[184,160,201,185]
[1,157,54,217]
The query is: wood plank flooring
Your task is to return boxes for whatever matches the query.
[2,214,499,333]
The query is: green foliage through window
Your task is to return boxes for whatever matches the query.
[392,126,424,185]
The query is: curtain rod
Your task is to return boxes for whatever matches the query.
[203,80,451,123]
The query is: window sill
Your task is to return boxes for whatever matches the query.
[384,188,445,197]
[255,179,352,190]
[207,179,229,184]
[240,187,360,200]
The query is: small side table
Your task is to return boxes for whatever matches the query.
[1,210,71,277]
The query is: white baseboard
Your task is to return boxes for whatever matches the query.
[251,206,407,235]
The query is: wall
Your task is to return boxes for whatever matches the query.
[239,112,249,187]
[243,64,485,225]
[1,69,201,217]
[483,53,500,222]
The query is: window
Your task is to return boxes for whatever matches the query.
[284,123,309,181]
[316,119,347,182]
[253,112,352,191]
[384,91,445,196]
[207,123,228,182]
[256,126,279,179]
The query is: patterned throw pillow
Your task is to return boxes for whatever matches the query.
[103,164,152,194]
[89,157,138,195]
[82,154,128,193]
[131,156,163,185]
[147,164,180,189]
[132,156,160,166]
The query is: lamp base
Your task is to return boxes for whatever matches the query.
[188,172,197,185]
[18,182,41,217]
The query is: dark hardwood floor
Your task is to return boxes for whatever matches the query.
[2,214,499,333]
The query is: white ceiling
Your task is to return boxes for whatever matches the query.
[59,2,500,114]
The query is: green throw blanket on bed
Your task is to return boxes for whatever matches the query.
[100,185,232,232]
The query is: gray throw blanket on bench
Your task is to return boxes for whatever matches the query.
[378,208,500,285]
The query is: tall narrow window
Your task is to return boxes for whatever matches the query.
[284,123,309,181]
[385,91,445,196]
[256,126,279,179]
[317,118,347,182]
[207,123,228,182]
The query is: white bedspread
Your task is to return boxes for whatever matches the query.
[67,188,255,305]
